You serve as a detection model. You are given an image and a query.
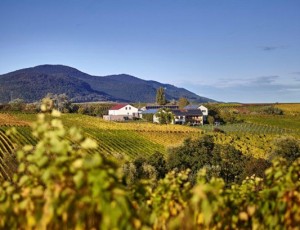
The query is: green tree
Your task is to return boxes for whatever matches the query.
[207,115,215,125]
[206,105,223,123]
[148,152,167,179]
[8,98,25,111]
[155,108,174,124]
[45,93,71,112]
[220,110,243,124]
[167,135,247,185]
[214,144,246,185]
[270,136,300,164]
[167,136,217,182]
[178,97,190,109]
[263,106,283,115]
[123,157,158,184]
[156,87,166,105]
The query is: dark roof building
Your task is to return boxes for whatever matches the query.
[184,105,200,110]
[140,109,159,114]
[141,105,179,111]
[172,109,203,116]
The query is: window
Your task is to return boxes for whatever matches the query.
[125,107,127,110]
[129,107,131,110]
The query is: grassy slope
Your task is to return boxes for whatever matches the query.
[0,113,199,178]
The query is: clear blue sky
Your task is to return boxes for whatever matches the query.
[0,0,299,102]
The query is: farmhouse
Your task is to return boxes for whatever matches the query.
[184,105,208,115]
[173,109,204,125]
[103,104,139,121]
[184,104,208,121]
[153,109,204,125]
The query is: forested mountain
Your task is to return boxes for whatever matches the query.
[0,65,216,103]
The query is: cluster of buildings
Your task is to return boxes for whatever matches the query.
[103,103,208,125]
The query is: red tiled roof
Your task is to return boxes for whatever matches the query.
[110,104,128,110]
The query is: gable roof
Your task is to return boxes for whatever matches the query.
[143,105,179,110]
[110,104,128,110]
[172,109,203,116]
[184,105,200,110]
[141,109,159,114]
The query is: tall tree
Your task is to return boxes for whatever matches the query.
[178,97,190,109]
[45,93,71,112]
[8,98,25,111]
[156,87,166,105]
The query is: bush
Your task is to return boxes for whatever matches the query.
[0,109,137,229]
[142,113,154,122]
[270,136,300,164]
[263,106,283,115]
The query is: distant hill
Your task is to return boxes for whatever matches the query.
[0,65,216,103]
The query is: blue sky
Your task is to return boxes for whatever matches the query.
[0,0,299,102]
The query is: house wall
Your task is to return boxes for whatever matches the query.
[185,115,203,125]
[174,116,186,124]
[108,105,138,116]
[199,105,208,116]
[153,114,160,123]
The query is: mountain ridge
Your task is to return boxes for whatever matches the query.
[0,65,216,103]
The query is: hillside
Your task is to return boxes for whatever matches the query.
[0,112,202,180]
[0,65,216,103]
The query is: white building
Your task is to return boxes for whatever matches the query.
[184,104,208,122]
[199,105,208,116]
[104,104,139,121]
[153,109,203,125]
[108,104,138,116]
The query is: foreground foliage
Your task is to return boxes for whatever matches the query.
[0,110,299,229]
[0,110,136,229]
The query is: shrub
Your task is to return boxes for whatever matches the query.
[0,109,137,229]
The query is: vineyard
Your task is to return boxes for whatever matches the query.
[212,132,275,159]
[239,114,300,133]
[0,104,299,228]
[204,103,300,134]
[275,103,300,115]
[0,126,36,180]
[0,109,299,229]
[1,104,299,166]
[0,113,29,126]
[200,122,295,135]
[199,103,300,158]
[0,113,202,179]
